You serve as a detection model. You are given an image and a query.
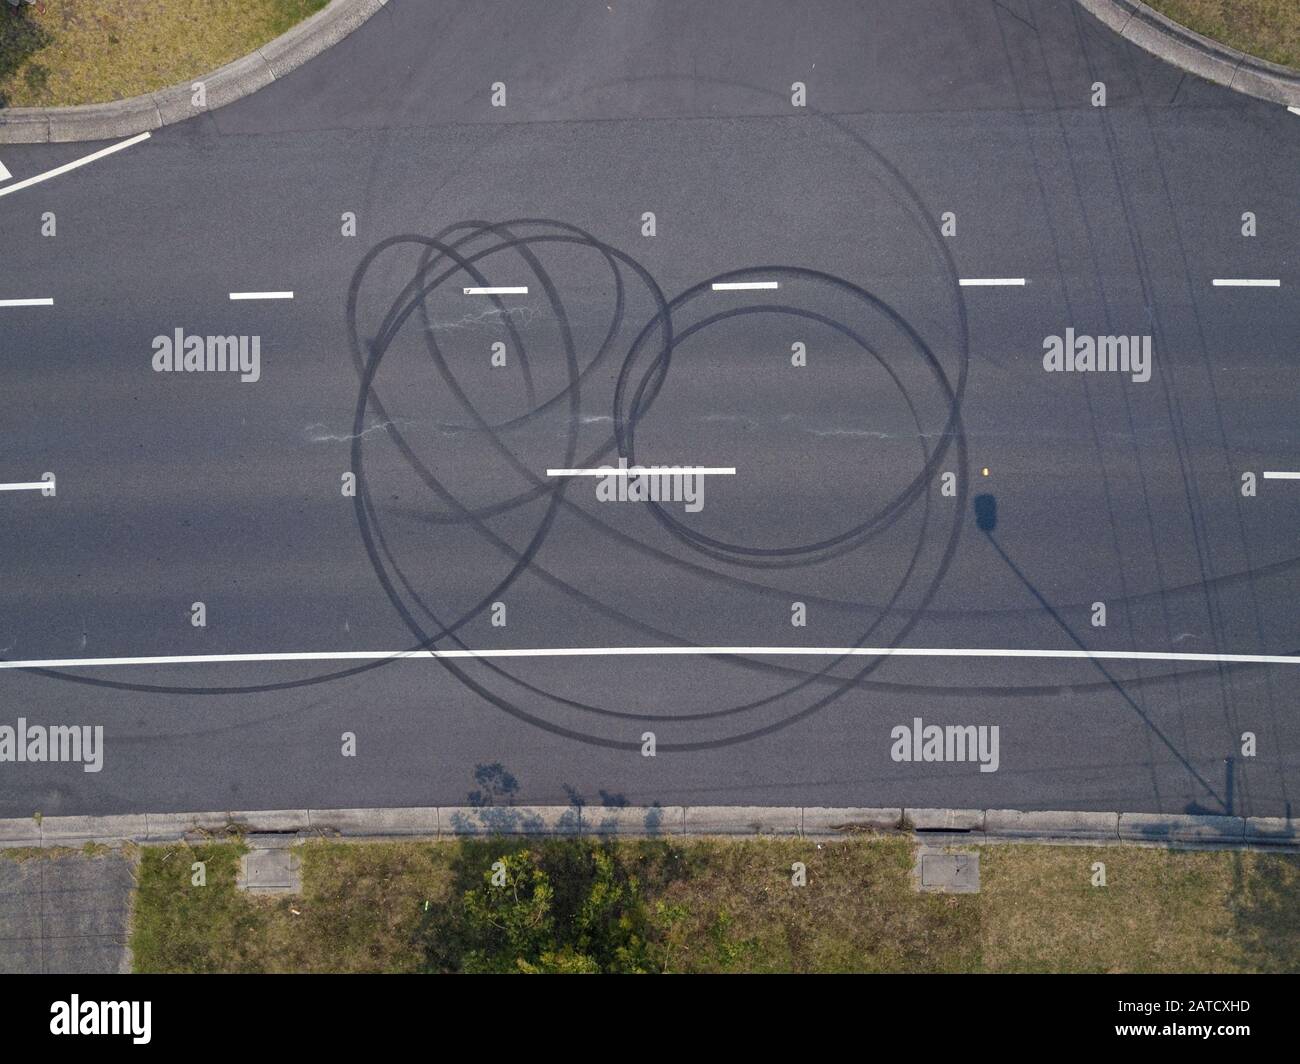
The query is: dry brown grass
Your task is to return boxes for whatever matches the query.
[979,844,1300,973]
[129,836,1300,973]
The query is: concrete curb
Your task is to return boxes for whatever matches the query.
[0,0,387,145]
[1076,0,1300,107]
[2,806,1295,850]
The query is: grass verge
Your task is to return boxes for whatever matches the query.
[1144,0,1300,68]
[0,0,329,108]
[130,836,1300,973]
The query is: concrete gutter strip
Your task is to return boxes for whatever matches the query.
[0,0,387,145]
[908,807,986,832]
[802,807,903,835]
[1118,812,1247,844]
[3,807,1293,850]
[1076,0,1300,107]
[1245,817,1300,845]
[985,809,1120,841]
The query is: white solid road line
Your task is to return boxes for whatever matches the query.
[712,281,779,291]
[547,466,737,476]
[0,131,151,200]
[959,278,1026,286]
[0,482,48,492]
[229,291,294,300]
[1289,106,1300,116]
[1263,471,1300,480]
[0,159,10,182]
[1,645,1297,671]
[463,286,528,295]
[1212,279,1280,287]
[0,298,53,307]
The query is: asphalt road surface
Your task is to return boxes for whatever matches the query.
[0,0,1296,819]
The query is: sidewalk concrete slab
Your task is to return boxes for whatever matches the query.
[0,850,134,973]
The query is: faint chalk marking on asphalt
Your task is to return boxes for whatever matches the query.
[229,291,294,301]
[463,286,528,295]
[1212,279,1280,287]
[959,278,1026,286]
[0,132,151,200]
[1263,472,1300,480]
[547,466,737,476]
[4,646,1300,671]
[712,281,779,291]
[0,298,53,307]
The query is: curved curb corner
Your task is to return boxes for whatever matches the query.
[0,0,387,145]
[1077,0,1300,107]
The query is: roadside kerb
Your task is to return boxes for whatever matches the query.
[0,806,1294,850]
[39,814,148,848]
[985,809,1120,841]
[683,805,801,836]
[802,807,903,835]
[1245,816,1300,845]
[1117,812,1247,845]
[1076,0,1300,107]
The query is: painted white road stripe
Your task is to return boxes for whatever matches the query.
[959,278,1026,287]
[0,131,151,200]
[548,466,736,476]
[0,482,48,492]
[0,159,10,182]
[1263,471,1300,480]
[463,286,528,295]
[1212,278,1280,287]
[1,646,1297,671]
[0,298,53,307]
[712,281,779,291]
[229,291,294,300]
[1289,106,1300,116]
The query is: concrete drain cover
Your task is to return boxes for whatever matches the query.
[917,851,980,894]
[237,847,301,895]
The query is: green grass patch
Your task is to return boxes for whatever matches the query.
[1145,0,1300,68]
[129,836,1300,973]
[130,842,265,974]
[0,0,329,108]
